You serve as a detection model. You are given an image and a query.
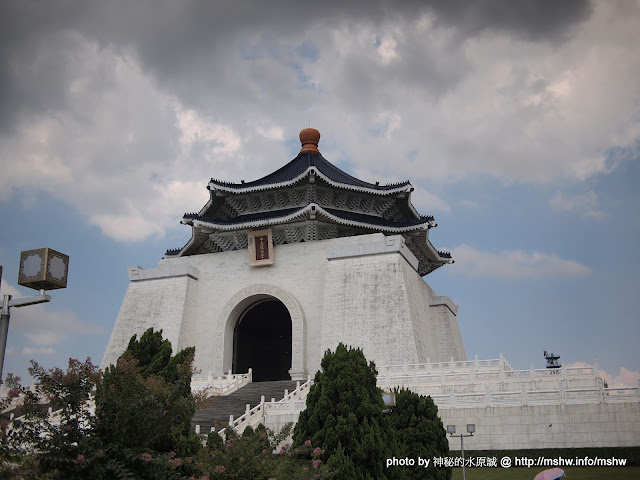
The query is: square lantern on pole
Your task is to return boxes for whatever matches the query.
[17,248,69,291]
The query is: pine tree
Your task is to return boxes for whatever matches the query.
[293,343,400,479]
[95,328,200,456]
[389,388,451,480]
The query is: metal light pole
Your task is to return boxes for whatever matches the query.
[447,424,475,480]
[0,249,69,382]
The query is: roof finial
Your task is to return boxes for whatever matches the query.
[299,128,320,153]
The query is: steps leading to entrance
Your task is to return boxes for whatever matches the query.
[191,380,298,434]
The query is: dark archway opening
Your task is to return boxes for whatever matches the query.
[233,300,292,382]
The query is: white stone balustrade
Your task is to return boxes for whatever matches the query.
[191,369,252,397]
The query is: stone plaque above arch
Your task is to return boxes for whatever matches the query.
[214,284,306,380]
[248,229,274,266]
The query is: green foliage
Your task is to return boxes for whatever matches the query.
[388,388,451,480]
[95,328,198,457]
[1,329,338,479]
[1,329,202,479]
[293,343,400,479]
[194,422,337,479]
[2,358,101,478]
[325,443,357,480]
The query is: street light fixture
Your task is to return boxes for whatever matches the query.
[382,391,396,414]
[446,424,475,480]
[0,248,69,381]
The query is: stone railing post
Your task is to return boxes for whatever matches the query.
[598,381,605,404]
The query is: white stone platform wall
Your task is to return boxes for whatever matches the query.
[101,233,466,378]
[102,264,199,369]
[321,235,466,365]
[441,402,640,450]
[252,358,640,450]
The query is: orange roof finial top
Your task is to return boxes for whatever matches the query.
[299,128,320,153]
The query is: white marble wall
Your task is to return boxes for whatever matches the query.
[259,401,640,450]
[440,402,640,450]
[101,233,466,379]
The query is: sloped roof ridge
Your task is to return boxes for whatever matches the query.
[184,206,303,225]
[311,153,409,190]
[208,152,410,191]
[182,204,434,230]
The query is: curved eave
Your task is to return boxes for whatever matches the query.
[424,238,454,265]
[209,167,412,197]
[183,204,431,233]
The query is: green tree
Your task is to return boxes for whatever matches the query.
[0,329,203,479]
[293,343,400,479]
[95,328,200,457]
[195,423,337,480]
[1,358,102,479]
[389,388,451,480]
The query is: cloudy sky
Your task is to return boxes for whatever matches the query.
[1,0,638,387]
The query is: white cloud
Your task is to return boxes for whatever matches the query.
[411,186,451,214]
[377,34,399,64]
[448,244,592,278]
[5,346,56,356]
[21,347,56,356]
[24,331,67,347]
[549,191,605,220]
[600,367,640,389]
[175,107,242,154]
[567,362,640,388]
[0,2,638,245]
[256,125,285,141]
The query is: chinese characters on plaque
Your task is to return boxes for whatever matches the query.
[248,229,274,266]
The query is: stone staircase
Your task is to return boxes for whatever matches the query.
[191,380,297,433]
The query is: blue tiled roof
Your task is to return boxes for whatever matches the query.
[183,207,302,226]
[322,207,433,228]
[183,205,432,230]
[209,152,410,191]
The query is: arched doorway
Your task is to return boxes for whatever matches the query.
[232,299,292,382]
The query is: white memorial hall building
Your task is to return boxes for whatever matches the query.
[103,129,639,450]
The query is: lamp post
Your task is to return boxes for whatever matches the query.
[0,248,69,382]
[446,424,475,480]
[382,391,396,414]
